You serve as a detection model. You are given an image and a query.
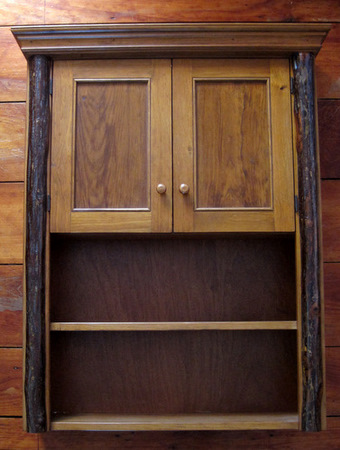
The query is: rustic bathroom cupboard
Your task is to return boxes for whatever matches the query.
[12,23,329,432]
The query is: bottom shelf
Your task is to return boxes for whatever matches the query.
[51,413,299,431]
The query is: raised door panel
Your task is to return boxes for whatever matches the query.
[51,59,172,233]
[173,59,295,232]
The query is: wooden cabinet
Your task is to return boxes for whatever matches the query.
[12,23,329,433]
[51,58,294,233]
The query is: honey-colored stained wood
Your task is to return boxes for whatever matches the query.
[0,0,44,25]
[0,419,38,449]
[195,79,271,209]
[0,183,24,264]
[11,24,330,60]
[0,349,22,416]
[326,347,340,415]
[38,418,340,449]
[74,81,149,210]
[50,413,299,431]
[0,103,25,182]
[0,28,26,102]
[318,100,340,178]
[324,263,340,346]
[322,180,340,262]
[44,1,340,24]
[173,59,294,232]
[316,24,340,99]
[50,321,298,331]
[50,331,297,415]
[51,59,172,233]
[0,265,23,347]
[50,236,296,323]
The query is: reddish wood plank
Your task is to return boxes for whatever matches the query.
[0,183,24,264]
[316,24,340,99]
[318,100,340,179]
[0,265,23,347]
[327,417,340,429]
[0,0,44,25]
[0,418,37,450]
[0,28,27,102]
[326,347,340,415]
[0,103,26,182]
[0,348,22,416]
[45,0,340,24]
[324,263,340,346]
[39,420,340,449]
[322,180,340,262]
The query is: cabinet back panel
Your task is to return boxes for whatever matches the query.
[50,330,297,415]
[50,236,295,322]
[74,80,149,210]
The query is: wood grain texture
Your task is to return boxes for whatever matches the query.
[50,321,298,331]
[50,236,296,323]
[51,59,172,233]
[38,419,340,449]
[0,28,26,102]
[0,265,23,347]
[326,347,340,415]
[322,180,340,262]
[12,23,330,59]
[44,0,340,24]
[173,59,294,232]
[0,103,26,182]
[50,413,298,431]
[195,80,271,209]
[50,331,297,415]
[74,81,149,209]
[0,0,43,25]
[316,24,340,98]
[293,53,324,431]
[324,263,340,346]
[0,419,38,450]
[25,55,51,433]
[318,100,340,179]
[0,183,24,264]
[0,349,22,416]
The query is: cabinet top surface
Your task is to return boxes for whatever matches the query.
[12,23,330,59]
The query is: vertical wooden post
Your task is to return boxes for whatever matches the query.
[293,53,324,431]
[25,55,50,433]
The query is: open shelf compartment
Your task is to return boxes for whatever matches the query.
[50,330,298,430]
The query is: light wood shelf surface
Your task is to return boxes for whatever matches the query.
[51,413,299,431]
[50,321,297,331]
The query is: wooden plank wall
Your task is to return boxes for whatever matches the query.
[0,1,339,448]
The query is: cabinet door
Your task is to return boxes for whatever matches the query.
[173,59,295,232]
[50,60,172,233]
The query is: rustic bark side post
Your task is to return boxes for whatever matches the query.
[293,53,324,432]
[25,55,51,433]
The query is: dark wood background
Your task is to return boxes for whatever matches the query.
[0,1,339,448]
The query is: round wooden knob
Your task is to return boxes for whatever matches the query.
[156,184,167,194]
[179,184,190,195]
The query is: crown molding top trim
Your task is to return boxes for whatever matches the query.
[11,23,331,59]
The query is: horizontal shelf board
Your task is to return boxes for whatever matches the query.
[50,321,297,331]
[51,413,299,431]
